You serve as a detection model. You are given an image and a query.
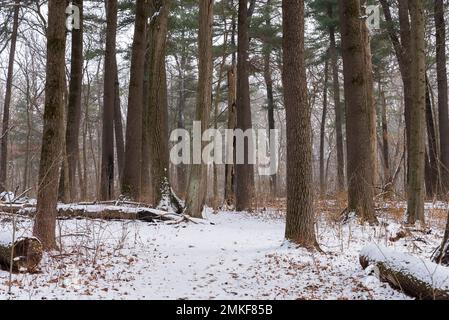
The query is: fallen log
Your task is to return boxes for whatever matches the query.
[9,203,207,224]
[0,237,43,273]
[360,244,449,300]
[6,204,179,221]
[0,203,34,214]
[56,205,181,222]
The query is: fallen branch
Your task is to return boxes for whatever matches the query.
[360,244,449,300]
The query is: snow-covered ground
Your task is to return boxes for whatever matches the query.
[0,203,447,300]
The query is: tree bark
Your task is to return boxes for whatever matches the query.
[225,66,237,207]
[33,0,67,250]
[263,0,277,197]
[320,56,329,197]
[184,0,214,218]
[434,0,449,196]
[0,0,20,191]
[361,1,378,193]
[176,54,187,197]
[114,64,124,183]
[328,4,345,192]
[425,77,439,198]
[236,0,254,212]
[64,0,83,202]
[379,0,412,177]
[282,0,319,248]
[406,0,426,225]
[141,25,151,203]
[145,0,181,212]
[100,0,117,201]
[224,5,237,208]
[339,0,377,224]
[122,0,147,200]
[380,87,392,194]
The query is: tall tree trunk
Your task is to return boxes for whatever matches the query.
[122,0,147,200]
[0,0,20,191]
[146,0,181,212]
[425,77,439,198]
[64,0,83,202]
[328,4,345,192]
[184,0,214,218]
[100,0,117,201]
[211,23,229,209]
[114,65,124,183]
[176,55,187,197]
[320,56,329,197]
[339,0,377,224]
[407,0,426,225]
[361,1,378,193]
[225,66,237,207]
[23,76,31,193]
[33,0,67,250]
[224,4,237,208]
[283,0,318,248]
[141,27,151,203]
[236,0,254,211]
[380,0,413,184]
[380,87,391,193]
[81,74,91,199]
[434,0,449,196]
[263,0,277,197]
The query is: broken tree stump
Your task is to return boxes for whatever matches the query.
[360,244,449,300]
[0,237,43,273]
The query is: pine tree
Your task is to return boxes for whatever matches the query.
[64,0,84,202]
[100,0,118,200]
[406,0,426,225]
[283,0,319,248]
[184,0,214,218]
[122,0,147,200]
[339,0,377,224]
[33,0,67,250]
[0,0,20,192]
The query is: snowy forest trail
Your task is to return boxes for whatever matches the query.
[1,207,445,300]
